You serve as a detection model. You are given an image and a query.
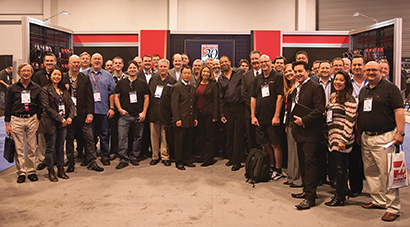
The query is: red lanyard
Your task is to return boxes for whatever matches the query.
[91,71,101,90]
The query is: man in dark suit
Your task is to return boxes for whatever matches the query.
[288,61,325,210]
[171,65,198,170]
[241,50,262,154]
[65,55,104,172]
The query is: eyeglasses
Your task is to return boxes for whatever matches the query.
[260,61,270,64]
[364,69,379,73]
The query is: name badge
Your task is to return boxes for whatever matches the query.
[154,85,164,98]
[93,91,101,102]
[261,84,270,98]
[21,90,31,104]
[363,98,372,112]
[327,110,333,123]
[58,104,65,116]
[71,96,77,106]
[129,91,137,103]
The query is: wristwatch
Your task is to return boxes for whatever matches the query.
[397,132,405,137]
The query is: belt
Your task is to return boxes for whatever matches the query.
[364,130,390,136]
[12,114,34,118]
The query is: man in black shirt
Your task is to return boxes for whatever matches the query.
[5,63,42,183]
[218,55,245,171]
[115,60,150,169]
[358,61,404,222]
[251,54,284,180]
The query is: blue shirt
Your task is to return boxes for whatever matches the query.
[82,68,115,115]
[351,76,368,103]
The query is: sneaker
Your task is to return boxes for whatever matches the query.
[272,172,284,181]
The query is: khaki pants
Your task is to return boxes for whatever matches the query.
[361,130,400,215]
[11,115,38,176]
[150,122,169,161]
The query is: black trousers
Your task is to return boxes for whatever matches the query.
[332,151,348,197]
[245,117,257,152]
[174,127,194,165]
[197,111,216,164]
[224,103,245,165]
[66,117,97,165]
[297,141,319,202]
[348,142,364,193]
[109,111,119,155]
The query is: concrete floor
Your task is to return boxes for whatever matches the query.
[0,157,409,227]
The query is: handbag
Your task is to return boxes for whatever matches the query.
[387,145,409,190]
[3,135,15,163]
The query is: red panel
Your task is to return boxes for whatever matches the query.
[140,30,168,58]
[283,35,349,44]
[73,34,139,43]
[253,30,281,58]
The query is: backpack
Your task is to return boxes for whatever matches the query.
[245,147,271,187]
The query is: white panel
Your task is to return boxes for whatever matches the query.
[0,0,43,14]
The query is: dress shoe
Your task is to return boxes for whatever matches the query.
[225,160,233,166]
[80,160,88,166]
[291,192,306,199]
[66,164,75,173]
[296,199,315,210]
[109,154,117,161]
[350,191,361,198]
[130,159,140,166]
[283,181,291,185]
[361,202,382,209]
[325,195,345,206]
[231,164,242,171]
[36,162,47,170]
[289,183,303,188]
[27,174,38,182]
[150,159,160,165]
[101,159,110,166]
[17,175,26,183]
[162,160,171,166]
[48,169,58,182]
[176,164,186,170]
[87,162,104,172]
[116,162,129,169]
[57,167,69,179]
[381,212,399,222]
[184,162,196,167]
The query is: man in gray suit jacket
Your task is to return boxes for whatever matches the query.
[168,53,183,82]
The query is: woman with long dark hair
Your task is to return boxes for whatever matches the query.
[325,70,357,206]
[38,67,73,182]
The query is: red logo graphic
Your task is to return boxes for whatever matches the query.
[393,160,407,182]
[201,44,218,63]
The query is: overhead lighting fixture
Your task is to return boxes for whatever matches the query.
[353,12,379,24]
[42,11,70,22]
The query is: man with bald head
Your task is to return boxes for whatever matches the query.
[82,53,116,167]
[358,61,404,222]
[65,55,103,172]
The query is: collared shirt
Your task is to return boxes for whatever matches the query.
[254,68,262,77]
[68,72,78,117]
[319,76,333,106]
[83,68,115,115]
[294,77,311,106]
[218,67,245,117]
[113,72,127,85]
[4,80,42,122]
[175,69,181,81]
[214,72,222,81]
[351,76,368,103]
[143,69,152,84]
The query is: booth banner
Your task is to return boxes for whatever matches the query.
[201,44,218,62]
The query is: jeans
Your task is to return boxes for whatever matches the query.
[93,114,110,160]
[118,114,144,163]
[44,127,67,170]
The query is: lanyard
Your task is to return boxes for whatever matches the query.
[91,71,101,90]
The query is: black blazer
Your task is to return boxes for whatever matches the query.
[64,72,94,124]
[287,79,325,142]
[38,85,74,135]
[171,81,197,128]
[241,69,257,119]
[197,80,219,120]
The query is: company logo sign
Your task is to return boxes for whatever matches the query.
[201,44,218,63]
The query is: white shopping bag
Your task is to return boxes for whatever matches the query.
[387,149,409,190]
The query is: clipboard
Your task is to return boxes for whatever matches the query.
[292,103,313,118]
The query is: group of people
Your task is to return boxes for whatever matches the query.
[2,49,405,221]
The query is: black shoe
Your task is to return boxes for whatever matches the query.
[284,181,291,185]
[325,195,345,206]
[27,174,38,182]
[17,175,26,183]
[231,164,242,171]
[289,183,303,188]
[66,164,75,173]
[176,163,185,170]
[291,192,306,199]
[130,160,140,166]
[36,162,47,170]
[101,159,110,166]
[162,160,171,166]
[225,160,233,166]
[296,199,315,210]
[116,162,129,169]
[109,154,117,161]
[80,160,88,166]
[184,162,196,167]
[350,191,361,198]
[150,159,160,165]
[87,162,104,172]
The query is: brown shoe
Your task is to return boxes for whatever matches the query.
[381,212,399,222]
[48,169,58,182]
[361,202,381,209]
[57,166,69,179]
